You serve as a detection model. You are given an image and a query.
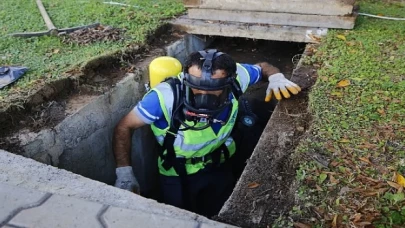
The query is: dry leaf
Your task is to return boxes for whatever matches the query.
[329,174,339,184]
[359,157,372,164]
[294,222,311,228]
[346,41,357,46]
[308,34,322,43]
[352,213,362,222]
[314,206,325,215]
[53,49,60,54]
[387,181,402,190]
[332,214,338,228]
[330,161,339,167]
[247,182,260,189]
[363,191,381,196]
[357,174,380,183]
[337,35,346,41]
[358,143,377,149]
[396,172,405,187]
[320,76,328,81]
[337,79,351,87]
[377,108,386,116]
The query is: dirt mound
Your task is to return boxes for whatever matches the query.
[62,25,125,45]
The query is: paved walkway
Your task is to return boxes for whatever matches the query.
[0,150,237,228]
[0,182,232,228]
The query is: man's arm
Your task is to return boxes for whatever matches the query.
[112,110,147,193]
[113,110,146,167]
[255,62,301,101]
[255,62,281,80]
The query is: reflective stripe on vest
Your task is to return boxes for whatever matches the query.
[236,63,250,93]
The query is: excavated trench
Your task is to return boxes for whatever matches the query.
[0,29,316,227]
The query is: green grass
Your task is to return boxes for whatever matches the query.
[0,0,184,109]
[275,1,405,227]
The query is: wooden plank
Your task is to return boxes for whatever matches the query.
[184,0,354,16]
[170,16,328,43]
[188,9,356,29]
[184,0,201,7]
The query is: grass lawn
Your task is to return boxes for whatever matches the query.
[0,0,184,111]
[278,0,405,227]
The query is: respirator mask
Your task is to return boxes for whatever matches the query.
[180,49,236,130]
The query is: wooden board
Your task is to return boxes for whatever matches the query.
[188,8,356,29]
[170,16,328,43]
[184,0,355,16]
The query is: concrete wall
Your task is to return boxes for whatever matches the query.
[3,34,212,197]
[184,0,355,16]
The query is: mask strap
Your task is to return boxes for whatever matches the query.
[198,49,223,84]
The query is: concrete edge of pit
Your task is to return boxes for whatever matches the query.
[218,44,318,227]
[0,149,236,227]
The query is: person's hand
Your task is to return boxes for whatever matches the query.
[265,73,301,101]
[114,166,140,194]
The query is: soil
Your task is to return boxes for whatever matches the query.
[61,25,125,45]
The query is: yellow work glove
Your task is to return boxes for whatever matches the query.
[265,73,301,102]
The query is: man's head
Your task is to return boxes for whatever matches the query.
[182,49,237,116]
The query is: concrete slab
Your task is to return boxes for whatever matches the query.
[171,16,328,43]
[103,207,198,228]
[0,184,49,226]
[200,223,236,228]
[0,150,236,227]
[8,194,103,228]
[0,182,237,228]
[188,9,356,29]
[184,0,355,16]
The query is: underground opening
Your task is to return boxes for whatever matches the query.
[0,33,309,227]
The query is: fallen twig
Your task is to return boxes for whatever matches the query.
[103,1,141,8]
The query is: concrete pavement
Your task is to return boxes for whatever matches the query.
[0,150,237,228]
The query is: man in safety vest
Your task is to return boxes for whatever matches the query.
[112,49,301,217]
